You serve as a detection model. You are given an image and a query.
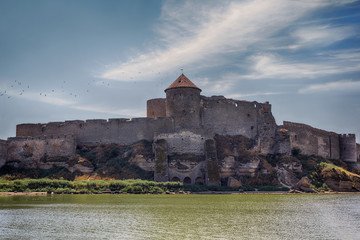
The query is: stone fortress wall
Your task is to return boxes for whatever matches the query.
[282,121,358,162]
[200,96,276,153]
[148,95,277,154]
[282,121,341,159]
[16,117,174,145]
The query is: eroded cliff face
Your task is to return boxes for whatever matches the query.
[1,136,359,192]
[1,140,155,180]
[213,135,280,187]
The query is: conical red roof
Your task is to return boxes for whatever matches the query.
[165,74,201,92]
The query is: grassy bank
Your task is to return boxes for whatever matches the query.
[0,178,289,194]
[0,179,183,194]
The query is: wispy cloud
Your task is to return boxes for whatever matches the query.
[226,92,284,99]
[299,80,360,94]
[292,25,355,47]
[100,0,332,81]
[240,51,360,80]
[71,105,144,117]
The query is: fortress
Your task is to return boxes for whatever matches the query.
[0,74,359,186]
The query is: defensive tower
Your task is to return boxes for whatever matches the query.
[165,74,202,130]
[339,134,357,163]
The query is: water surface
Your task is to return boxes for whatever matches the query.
[0,194,359,239]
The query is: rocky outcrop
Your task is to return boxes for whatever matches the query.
[228,177,242,188]
[294,177,316,193]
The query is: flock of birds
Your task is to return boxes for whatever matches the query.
[0,79,111,101]
[0,70,186,102]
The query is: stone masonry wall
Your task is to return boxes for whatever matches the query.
[16,117,175,145]
[200,96,277,153]
[6,135,76,169]
[0,140,7,168]
[166,88,201,131]
[357,143,360,161]
[154,131,206,155]
[283,121,340,159]
[147,98,166,119]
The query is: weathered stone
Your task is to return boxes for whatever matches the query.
[228,177,242,188]
[339,181,353,192]
[129,154,154,172]
[294,177,316,193]
[354,182,360,191]
[154,139,169,182]
[205,139,220,186]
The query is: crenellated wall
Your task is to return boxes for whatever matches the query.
[283,121,340,159]
[6,135,76,169]
[16,117,175,145]
[339,134,357,163]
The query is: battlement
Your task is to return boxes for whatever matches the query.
[339,134,356,138]
[108,118,130,123]
[283,121,338,137]
[85,119,107,124]
[16,117,175,145]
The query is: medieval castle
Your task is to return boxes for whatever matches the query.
[0,74,359,186]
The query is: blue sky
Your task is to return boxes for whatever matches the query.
[0,0,359,142]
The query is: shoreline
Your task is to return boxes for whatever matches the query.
[1,191,360,196]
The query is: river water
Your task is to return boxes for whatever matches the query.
[0,193,359,240]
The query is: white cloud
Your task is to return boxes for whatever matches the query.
[195,75,236,94]
[299,80,360,94]
[71,105,144,117]
[241,51,360,80]
[226,92,283,99]
[100,0,331,81]
[293,25,354,47]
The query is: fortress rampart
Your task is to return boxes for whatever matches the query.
[200,96,276,153]
[283,121,342,159]
[16,117,175,145]
[147,94,277,153]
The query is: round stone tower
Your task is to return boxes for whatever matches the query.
[165,74,202,130]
